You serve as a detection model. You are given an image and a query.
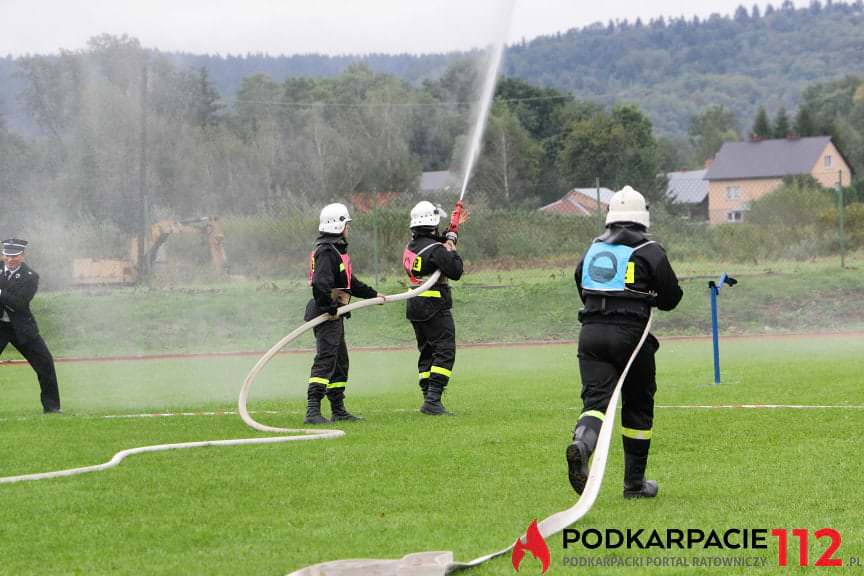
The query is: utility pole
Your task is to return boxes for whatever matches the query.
[138,62,150,282]
[372,187,380,286]
[595,177,603,233]
[837,169,845,269]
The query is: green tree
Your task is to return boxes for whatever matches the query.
[752,105,773,138]
[557,103,662,202]
[773,107,791,138]
[192,67,223,129]
[470,101,542,205]
[688,105,739,164]
[494,77,573,141]
[794,106,818,136]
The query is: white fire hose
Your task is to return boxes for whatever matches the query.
[238,271,443,433]
[289,312,654,575]
[1,276,653,576]
[445,311,654,573]
[0,272,441,485]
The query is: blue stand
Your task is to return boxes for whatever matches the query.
[708,273,738,384]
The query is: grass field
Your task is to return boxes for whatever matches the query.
[1,334,862,575]
[11,260,863,361]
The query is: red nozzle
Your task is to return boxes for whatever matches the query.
[448,201,467,233]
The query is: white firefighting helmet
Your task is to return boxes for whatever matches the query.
[605,186,650,229]
[319,203,352,234]
[410,201,448,228]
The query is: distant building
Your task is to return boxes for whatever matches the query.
[419,171,460,195]
[666,169,709,220]
[704,136,852,224]
[539,187,615,215]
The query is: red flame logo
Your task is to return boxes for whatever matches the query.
[511,519,550,573]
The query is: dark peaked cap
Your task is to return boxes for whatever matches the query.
[2,239,28,256]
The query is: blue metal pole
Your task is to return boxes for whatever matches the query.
[710,283,721,384]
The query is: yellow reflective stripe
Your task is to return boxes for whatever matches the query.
[430,366,452,377]
[327,381,347,389]
[339,263,346,271]
[418,371,431,380]
[308,377,329,385]
[580,410,605,422]
[580,410,606,422]
[622,427,652,440]
[625,261,635,284]
[419,290,441,298]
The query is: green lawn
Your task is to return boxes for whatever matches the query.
[19,260,864,359]
[0,335,862,575]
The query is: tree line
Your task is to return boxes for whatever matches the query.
[2,31,862,247]
[0,34,671,240]
[687,74,864,201]
[4,2,864,142]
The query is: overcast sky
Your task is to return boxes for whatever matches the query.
[1,0,780,56]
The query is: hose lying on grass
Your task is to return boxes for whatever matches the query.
[0,273,440,485]
[1,277,652,576]
[238,271,442,432]
[444,311,653,574]
[287,312,654,576]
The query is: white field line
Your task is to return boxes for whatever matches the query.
[655,404,864,409]
[5,404,864,424]
[3,404,862,484]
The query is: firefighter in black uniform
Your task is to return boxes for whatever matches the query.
[304,203,381,424]
[566,187,682,498]
[0,239,62,413]
[402,201,463,415]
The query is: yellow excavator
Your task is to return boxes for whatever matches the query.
[72,217,227,285]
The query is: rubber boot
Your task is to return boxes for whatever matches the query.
[566,425,599,495]
[420,382,453,416]
[327,388,361,422]
[418,378,429,410]
[304,383,328,424]
[623,452,658,499]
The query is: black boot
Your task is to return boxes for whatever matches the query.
[566,425,599,495]
[420,382,453,416]
[327,388,361,422]
[623,452,658,499]
[304,383,328,425]
[418,378,430,410]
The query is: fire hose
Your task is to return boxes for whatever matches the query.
[0,201,461,486]
[0,201,651,576]
[445,311,654,573]
[238,270,443,434]
[239,197,466,433]
[287,311,654,575]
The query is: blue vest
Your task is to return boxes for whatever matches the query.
[581,241,652,292]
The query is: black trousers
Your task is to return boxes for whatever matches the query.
[0,323,61,411]
[576,322,658,455]
[308,317,349,390]
[411,309,456,388]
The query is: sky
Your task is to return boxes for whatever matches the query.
[0,0,780,56]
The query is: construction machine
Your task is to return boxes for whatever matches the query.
[72,217,226,285]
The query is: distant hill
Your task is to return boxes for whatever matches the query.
[503,1,864,134]
[3,2,864,136]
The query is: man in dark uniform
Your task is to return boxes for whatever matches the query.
[402,201,463,415]
[0,239,62,413]
[304,203,380,424]
[566,187,682,498]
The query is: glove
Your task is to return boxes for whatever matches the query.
[378,294,387,305]
[327,304,339,319]
[330,288,350,305]
[445,230,458,244]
